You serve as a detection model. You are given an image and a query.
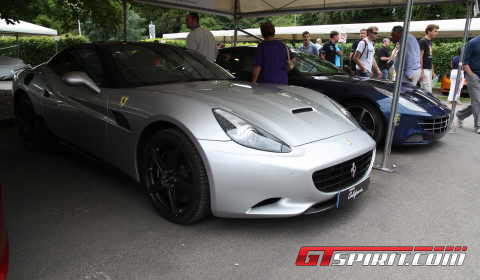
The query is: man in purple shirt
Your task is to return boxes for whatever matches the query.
[391,26,421,85]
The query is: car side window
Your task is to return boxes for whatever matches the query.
[233,51,254,73]
[48,49,104,87]
[216,51,232,70]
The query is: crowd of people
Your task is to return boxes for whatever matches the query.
[183,12,480,134]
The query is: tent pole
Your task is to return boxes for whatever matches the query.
[237,28,263,41]
[16,33,19,59]
[123,0,127,42]
[234,0,238,46]
[374,0,414,172]
[449,0,474,133]
[341,42,344,69]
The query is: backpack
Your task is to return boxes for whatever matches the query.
[350,39,371,72]
[358,39,371,59]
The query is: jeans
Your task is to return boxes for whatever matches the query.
[381,69,389,80]
[356,69,370,77]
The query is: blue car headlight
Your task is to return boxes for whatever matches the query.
[398,98,427,113]
[213,108,292,153]
[374,87,426,113]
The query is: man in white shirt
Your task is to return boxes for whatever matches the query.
[353,26,382,78]
[315,38,323,53]
[185,13,218,60]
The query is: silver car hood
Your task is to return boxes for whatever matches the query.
[137,81,358,146]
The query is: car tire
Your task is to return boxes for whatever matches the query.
[14,94,47,151]
[344,101,385,144]
[141,128,211,224]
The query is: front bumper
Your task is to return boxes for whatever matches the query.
[392,113,450,146]
[196,129,376,218]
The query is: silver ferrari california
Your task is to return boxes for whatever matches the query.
[12,42,376,224]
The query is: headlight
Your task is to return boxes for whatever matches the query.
[374,87,426,113]
[325,97,361,129]
[213,108,292,153]
[398,97,426,112]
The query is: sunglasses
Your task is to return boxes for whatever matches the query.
[373,32,379,35]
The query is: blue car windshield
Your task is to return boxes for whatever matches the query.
[294,51,344,76]
[104,44,234,87]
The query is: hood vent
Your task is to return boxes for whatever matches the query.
[292,107,314,114]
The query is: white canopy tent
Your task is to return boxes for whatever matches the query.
[163,18,480,42]
[0,19,58,59]
[0,19,57,36]
[133,0,467,19]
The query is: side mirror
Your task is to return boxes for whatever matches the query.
[62,71,101,94]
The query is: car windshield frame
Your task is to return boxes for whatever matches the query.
[99,43,235,88]
[293,51,345,77]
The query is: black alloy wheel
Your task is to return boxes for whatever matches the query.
[142,128,210,224]
[344,101,385,144]
[14,94,46,151]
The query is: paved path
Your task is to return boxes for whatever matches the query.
[1,114,479,279]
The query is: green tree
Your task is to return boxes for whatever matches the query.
[83,8,145,42]
[131,5,186,38]
[0,0,38,24]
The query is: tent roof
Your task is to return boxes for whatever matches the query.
[163,18,480,42]
[0,19,57,36]
[133,0,468,19]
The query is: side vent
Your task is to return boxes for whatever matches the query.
[111,110,131,131]
[292,107,313,114]
[24,73,34,86]
[251,198,281,208]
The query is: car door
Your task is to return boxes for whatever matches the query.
[42,48,109,161]
[231,50,256,82]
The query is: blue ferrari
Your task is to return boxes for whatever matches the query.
[217,47,451,145]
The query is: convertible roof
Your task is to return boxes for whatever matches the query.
[0,19,57,36]
[132,0,468,19]
[163,18,480,42]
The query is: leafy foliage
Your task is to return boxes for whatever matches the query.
[0,0,38,24]
[0,36,88,67]
[52,0,123,32]
[83,8,146,42]
[432,42,462,76]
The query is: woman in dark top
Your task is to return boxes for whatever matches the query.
[252,22,295,85]
[448,48,464,104]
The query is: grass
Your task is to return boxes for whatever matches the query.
[434,81,442,87]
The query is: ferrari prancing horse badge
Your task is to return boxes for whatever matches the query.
[121,96,129,107]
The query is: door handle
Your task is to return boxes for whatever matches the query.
[43,89,51,97]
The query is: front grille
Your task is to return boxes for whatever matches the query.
[418,115,450,133]
[312,150,373,193]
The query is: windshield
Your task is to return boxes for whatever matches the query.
[104,44,234,87]
[293,51,344,76]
